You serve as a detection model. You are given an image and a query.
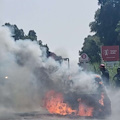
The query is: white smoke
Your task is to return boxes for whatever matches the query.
[1,26,120,120]
[104,88,120,120]
[54,48,69,58]
[0,26,68,114]
[0,27,43,113]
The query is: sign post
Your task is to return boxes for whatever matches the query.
[78,53,90,70]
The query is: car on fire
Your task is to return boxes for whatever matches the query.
[44,74,111,119]
[65,75,111,118]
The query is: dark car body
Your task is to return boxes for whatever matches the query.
[63,75,111,118]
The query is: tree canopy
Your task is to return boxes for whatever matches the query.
[80,35,101,63]
[4,23,37,41]
[80,0,120,63]
[90,0,120,45]
[3,23,63,63]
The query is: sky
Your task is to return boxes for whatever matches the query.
[0,0,99,63]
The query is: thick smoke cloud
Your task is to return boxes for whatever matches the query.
[0,26,120,120]
[0,27,43,113]
[105,88,120,120]
[0,26,68,113]
[0,26,97,113]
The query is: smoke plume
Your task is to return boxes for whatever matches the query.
[0,26,96,111]
[0,26,120,120]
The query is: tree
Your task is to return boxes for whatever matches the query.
[4,23,38,41]
[90,0,120,46]
[3,23,63,63]
[98,0,106,6]
[115,21,120,44]
[80,35,101,63]
[98,0,120,6]
[4,23,25,40]
[27,30,37,41]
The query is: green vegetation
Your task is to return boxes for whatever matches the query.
[88,61,120,86]
[79,0,120,86]
[4,23,37,41]
[80,0,120,63]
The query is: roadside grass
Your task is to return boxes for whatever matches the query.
[88,62,120,87]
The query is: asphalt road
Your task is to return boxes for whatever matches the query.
[0,112,108,120]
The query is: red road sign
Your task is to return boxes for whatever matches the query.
[81,53,87,59]
[79,53,89,62]
[101,46,119,61]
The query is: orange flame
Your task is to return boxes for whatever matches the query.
[99,93,104,106]
[78,104,94,116]
[44,90,76,115]
[44,90,94,116]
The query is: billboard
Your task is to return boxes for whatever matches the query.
[101,46,119,61]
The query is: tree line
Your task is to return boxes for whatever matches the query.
[80,0,120,63]
[3,23,63,63]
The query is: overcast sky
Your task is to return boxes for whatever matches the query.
[0,0,98,62]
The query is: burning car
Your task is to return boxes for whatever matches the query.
[44,74,111,119]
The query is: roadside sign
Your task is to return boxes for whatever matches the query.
[101,46,119,61]
[79,53,90,62]
[78,53,90,71]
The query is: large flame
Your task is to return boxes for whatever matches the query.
[44,90,76,115]
[44,90,94,116]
